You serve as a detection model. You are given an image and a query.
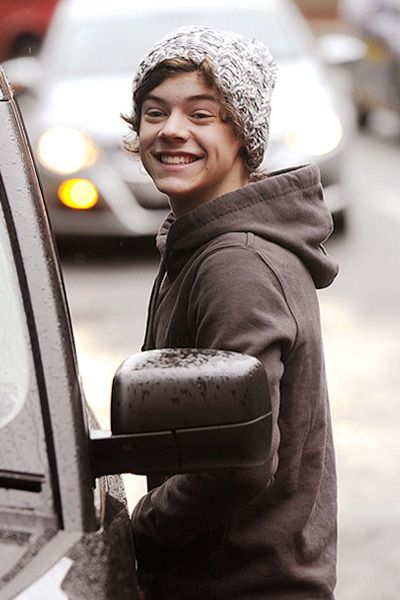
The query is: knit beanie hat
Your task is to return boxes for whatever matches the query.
[133,25,277,169]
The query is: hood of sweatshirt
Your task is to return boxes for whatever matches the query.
[156,164,338,289]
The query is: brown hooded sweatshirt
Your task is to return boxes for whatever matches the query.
[132,164,339,599]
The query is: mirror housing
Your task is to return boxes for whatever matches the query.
[317,33,367,67]
[2,57,43,95]
[90,349,272,478]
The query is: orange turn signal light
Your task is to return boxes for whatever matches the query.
[58,178,99,210]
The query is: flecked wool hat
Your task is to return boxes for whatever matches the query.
[132,25,277,169]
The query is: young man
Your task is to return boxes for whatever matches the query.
[123,25,338,600]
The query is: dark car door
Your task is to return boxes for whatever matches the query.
[0,68,138,598]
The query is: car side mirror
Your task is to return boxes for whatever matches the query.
[90,349,272,478]
[317,33,366,67]
[2,57,43,95]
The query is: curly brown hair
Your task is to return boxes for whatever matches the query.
[121,57,258,170]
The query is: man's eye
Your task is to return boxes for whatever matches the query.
[145,109,165,119]
[192,112,213,120]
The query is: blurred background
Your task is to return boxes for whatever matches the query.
[1,0,400,598]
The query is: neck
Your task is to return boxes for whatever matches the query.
[171,172,250,218]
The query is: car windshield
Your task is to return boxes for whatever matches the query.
[45,9,312,78]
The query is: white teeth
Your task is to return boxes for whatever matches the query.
[159,155,197,164]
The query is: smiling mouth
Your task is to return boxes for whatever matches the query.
[156,153,201,165]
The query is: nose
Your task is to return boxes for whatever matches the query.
[158,110,189,141]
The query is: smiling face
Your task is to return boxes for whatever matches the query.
[138,70,249,217]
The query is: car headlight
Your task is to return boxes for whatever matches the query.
[37,126,98,175]
[284,108,343,156]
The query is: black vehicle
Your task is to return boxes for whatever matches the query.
[0,68,272,599]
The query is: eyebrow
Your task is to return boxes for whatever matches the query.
[143,93,219,104]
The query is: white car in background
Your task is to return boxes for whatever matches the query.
[4,0,355,237]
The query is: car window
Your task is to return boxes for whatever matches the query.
[0,207,29,429]
[44,8,313,78]
[0,194,57,523]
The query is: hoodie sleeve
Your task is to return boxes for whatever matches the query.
[132,243,298,573]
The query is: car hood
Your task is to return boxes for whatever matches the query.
[35,59,338,145]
